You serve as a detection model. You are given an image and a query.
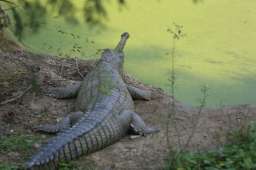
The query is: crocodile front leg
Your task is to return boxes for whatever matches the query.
[127,85,151,100]
[34,111,84,134]
[46,81,81,99]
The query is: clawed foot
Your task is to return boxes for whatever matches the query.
[32,123,69,134]
[44,87,60,98]
[131,124,160,136]
[44,82,81,99]
[44,87,68,99]
[143,127,160,135]
[33,124,58,134]
[129,135,141,140]
[129,127,160,140]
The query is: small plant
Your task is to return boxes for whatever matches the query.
[166,85,209,169]
[165,122,256,170]
[184,85,209,149]
[165,23,213,170]
[31,74,40,95]
[166,22,186,149]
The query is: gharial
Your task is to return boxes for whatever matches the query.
[26,32,159,170]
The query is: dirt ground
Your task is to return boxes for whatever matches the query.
[0,52,256,170]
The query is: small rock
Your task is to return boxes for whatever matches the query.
[129,135,140,139]
[2,81,9,87]
[41,135,47,139]
[33,143,41,149]
[8,151,20,157]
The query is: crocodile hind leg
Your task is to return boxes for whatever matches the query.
[46,81,81,99]
[34,111,84,134]
[127,85,151,101]
[130,112,159,136]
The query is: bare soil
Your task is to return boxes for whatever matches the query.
[0,52,256,170]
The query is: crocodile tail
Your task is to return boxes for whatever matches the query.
[26,115,123,169]
[26,118,96,170]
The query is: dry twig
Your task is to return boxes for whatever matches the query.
[0,85,32,105]
[75,57,84,78]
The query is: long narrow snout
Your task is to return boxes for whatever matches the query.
[115,32,129,52]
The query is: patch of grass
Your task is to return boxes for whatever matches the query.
[0,134,41,169]
[59,161,95,170]
[0,134,40,153]
[0,163,18,170]
[165,122,256,170]
[59,162,78,170]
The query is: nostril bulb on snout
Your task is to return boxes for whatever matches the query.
[121,32,129,38]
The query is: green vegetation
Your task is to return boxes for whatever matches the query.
[0,135,40,170]
[0,134,39,153]
[0,0,127,38]
[59,162,78,170]
[59,161,95,170]
[165,122,256,170]
[0,164,18,170]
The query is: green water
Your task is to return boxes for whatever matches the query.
[22,0,256,107]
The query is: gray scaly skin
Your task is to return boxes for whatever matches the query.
[27,32,158,170]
